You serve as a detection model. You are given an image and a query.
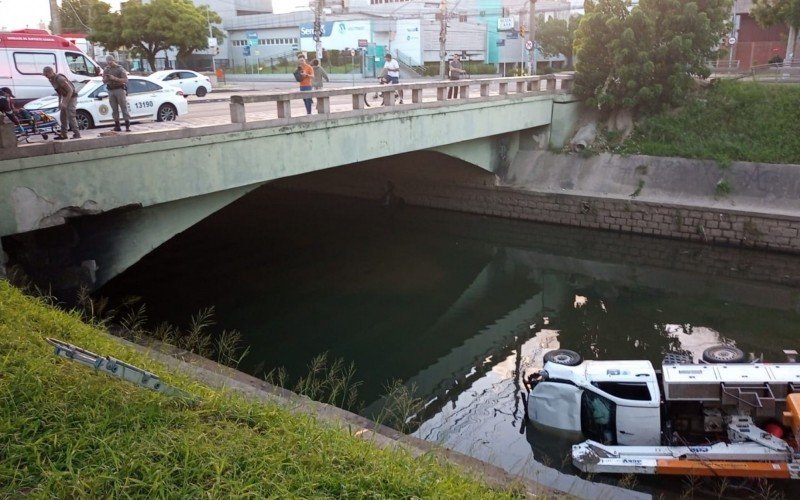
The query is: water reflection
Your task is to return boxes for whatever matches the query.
[99,187,800,497]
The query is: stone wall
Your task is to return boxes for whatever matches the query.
[277,150,800,255]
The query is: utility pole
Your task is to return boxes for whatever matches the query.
[528,0,537,75]
[314,0,325,62]
[207,7,216,74]
[49,0,61,34]
[439,0,447,78]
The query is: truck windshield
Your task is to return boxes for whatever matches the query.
[581,390,616,444]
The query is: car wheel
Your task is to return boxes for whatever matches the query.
[157,104,177,122]
[196,86,207,97]
[76,110,94,130]
[702,345,746,363]
[543,349,583,366]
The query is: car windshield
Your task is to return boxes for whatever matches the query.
[76,81,100,96]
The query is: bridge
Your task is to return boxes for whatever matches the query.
[0,74,579,286]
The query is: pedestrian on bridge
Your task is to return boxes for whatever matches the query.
[447,54,466,99]
[43,66,80,140]
[383,53,403,104]
[296,53,314,115]
[311,59,329,90]
[103,55,131,132]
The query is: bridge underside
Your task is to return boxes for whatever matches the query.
[0,94,581,287]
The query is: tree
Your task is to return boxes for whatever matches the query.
[173,4,224,67]
[57,0,113,34]
[751,0,800,63]
[574,0,732,115]
[536,14,582,68]
[89,0,222,71]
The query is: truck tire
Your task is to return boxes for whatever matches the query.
[543,349,582,366]
[702,345,745,363]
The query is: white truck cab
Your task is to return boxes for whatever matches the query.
[529,358,662,445]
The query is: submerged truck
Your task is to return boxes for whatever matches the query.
[525,346,800,479]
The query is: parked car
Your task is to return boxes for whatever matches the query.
[148,70,212,97]
[24,76,189,129]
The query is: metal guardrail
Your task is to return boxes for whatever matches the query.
[228,74,575,123]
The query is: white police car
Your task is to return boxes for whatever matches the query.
[24,76,189,130]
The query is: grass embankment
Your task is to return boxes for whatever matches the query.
[619,80,800,165]
[0,282,521,498]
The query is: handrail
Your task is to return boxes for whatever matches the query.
[229,74,575,123]
[395,49,425,77]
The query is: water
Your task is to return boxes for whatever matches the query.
[100,185,800,498]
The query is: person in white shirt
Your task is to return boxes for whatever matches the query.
[382,53,403,104]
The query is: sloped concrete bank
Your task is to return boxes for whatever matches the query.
[280,150,800,254]
[126,337,646,499]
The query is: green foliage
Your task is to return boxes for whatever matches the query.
[536,14,582,68]
[574,0,732,114]
[57,0,113,33]
[89,0,223,71]
[620,80,800,164]
[0,282,519,498]
[751,0,800,31]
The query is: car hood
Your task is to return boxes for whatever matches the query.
[24,96,59,110]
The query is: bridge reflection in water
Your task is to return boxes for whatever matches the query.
[98,187,800,498]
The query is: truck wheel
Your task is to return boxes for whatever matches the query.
[543,349,582,366]
[702,345,745,363]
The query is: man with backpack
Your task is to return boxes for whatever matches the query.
[43,66,80,139]
[295,53,314,114]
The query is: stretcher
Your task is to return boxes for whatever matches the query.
[15,110,61,143]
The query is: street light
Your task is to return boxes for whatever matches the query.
[206,6,216,74]
[528,0,537,75]
[314,0,324,62]
[439,0,447,78]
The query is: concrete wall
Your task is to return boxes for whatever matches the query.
[277,150,800,255]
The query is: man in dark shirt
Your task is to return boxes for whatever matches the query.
[0,87,20,126]
[103,55,131,132]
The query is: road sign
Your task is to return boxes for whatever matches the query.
[497,18,514,31]
[247,32,258,46]
[358,39,368,48]
[350,49,356,57]
[728,36,737,45]
[243,45,251,56]
[525,40,534,51]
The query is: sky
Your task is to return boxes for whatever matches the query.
[2,0,122,33]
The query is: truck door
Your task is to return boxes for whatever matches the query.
[581,390,617,444]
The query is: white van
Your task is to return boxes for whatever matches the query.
[0,29,101,103]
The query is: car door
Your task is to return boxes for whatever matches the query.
[125,78,160,119]
[178,71,199,94]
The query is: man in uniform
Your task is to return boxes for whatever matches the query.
[42,66,80,139]
[103,55,131,132]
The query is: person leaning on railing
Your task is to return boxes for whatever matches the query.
[447,54,467,99]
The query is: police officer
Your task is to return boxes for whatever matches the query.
[103,55,131,132]
[42,66,80,140]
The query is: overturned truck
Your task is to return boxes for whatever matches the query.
[525,346,800,479]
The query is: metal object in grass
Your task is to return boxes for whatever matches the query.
[46,337,194,400]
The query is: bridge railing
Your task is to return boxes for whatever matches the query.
[229,74,575,124]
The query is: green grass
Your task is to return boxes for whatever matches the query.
[0,281,524,498]
[619,81,800,165]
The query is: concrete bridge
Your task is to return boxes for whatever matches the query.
[0,74,579,286]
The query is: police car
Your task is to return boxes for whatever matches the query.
[23,76,189,130]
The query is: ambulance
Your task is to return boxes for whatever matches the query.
[0,29,101,103]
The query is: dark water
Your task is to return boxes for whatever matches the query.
[100,185,800,498]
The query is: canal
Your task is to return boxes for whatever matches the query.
[99,184,800,498]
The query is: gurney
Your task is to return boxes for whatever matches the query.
[15,110,61,142]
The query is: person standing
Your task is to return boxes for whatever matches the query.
[382,53,403,104]
[103,55,131,132]
[43,66,80,139]
[297,53,314,114]
[447,54,466,99]
[310,59,329,90]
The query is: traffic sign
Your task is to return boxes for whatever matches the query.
[350,49,356,57]
[728,36,737,45]
[247,32,258,46]
[525,40,533,51]
[243,46,251,56]
[358,39,368,48]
